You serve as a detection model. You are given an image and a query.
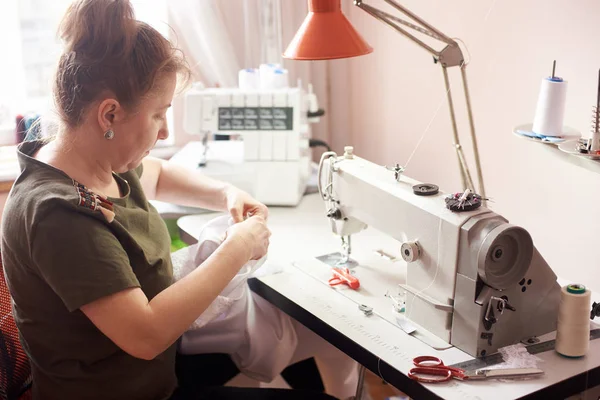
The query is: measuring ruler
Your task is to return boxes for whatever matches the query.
[449,328,600,371]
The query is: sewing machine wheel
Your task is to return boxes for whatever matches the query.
[477,224,533,290]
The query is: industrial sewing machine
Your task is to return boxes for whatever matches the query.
[183,82,323,206]
[317,146,561,358]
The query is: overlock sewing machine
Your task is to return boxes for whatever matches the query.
[317,146,561,357]
[183,82,323,206]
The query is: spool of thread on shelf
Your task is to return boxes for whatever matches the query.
[555,284,591,358]
[532,76,568,137]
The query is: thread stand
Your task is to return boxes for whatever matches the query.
[515,63,600,173]
[558,68,600,160]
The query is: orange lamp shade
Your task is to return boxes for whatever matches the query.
[283,0,373,60]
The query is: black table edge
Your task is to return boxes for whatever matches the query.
[248,277,600,400]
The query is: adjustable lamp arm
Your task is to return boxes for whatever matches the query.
[355,0,485,199]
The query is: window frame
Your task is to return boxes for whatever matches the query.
[0,0,175,148]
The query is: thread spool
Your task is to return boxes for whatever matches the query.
[532,76,568,137]
[555,284,591,358]
[271,68,289,89]
[259,63,281,90]
[238,68,259,90]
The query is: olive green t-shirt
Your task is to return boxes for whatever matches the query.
[1,141,177,400]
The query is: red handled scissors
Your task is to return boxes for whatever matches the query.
[328,267,360,290]
[408,356,468,383]
[408,356,544,383]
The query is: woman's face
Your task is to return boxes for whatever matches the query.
[110,73,177,172]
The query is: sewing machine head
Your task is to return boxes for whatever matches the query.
[317,147,561,358]
[183,82,322,206]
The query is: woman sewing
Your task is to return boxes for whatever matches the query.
[1,1,350,399]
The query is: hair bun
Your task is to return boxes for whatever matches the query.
[54,0,190,127]
[58,0,136,62]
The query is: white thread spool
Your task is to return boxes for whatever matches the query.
[238,68,259,90]
[271,68,289,89]
[532,76,568,137]
[259,63,281,90]
[555,284,591,358]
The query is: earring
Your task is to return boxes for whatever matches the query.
[104,129,114,140]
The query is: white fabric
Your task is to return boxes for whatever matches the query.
[171,215,266,330]
[172,215,360,397]
[173,215,297,382]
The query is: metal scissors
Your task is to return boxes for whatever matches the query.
[408,356,544,383]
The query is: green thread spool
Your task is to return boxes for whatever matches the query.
[566,284,586,294]
[556,283,591,358]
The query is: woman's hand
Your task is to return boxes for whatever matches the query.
[225,186,269,223]
[226,216,271,260]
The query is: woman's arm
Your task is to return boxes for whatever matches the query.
[141,157,268,222]
[141,157,230,212]
[80,217,267,360]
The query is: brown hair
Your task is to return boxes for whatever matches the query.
[54,0,190,127]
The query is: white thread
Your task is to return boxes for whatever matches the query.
[484,0,498,21]
[555,284,591,357]
[532,77,568,137]
[403,92,451,169]
[403,39,470,170]
[453,38,471,66]
[405,218,443,320]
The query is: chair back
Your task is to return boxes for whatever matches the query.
[0,259,32,400]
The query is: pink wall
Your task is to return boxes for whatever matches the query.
[324,0,600,289]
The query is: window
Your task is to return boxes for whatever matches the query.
[0,0,172,146]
